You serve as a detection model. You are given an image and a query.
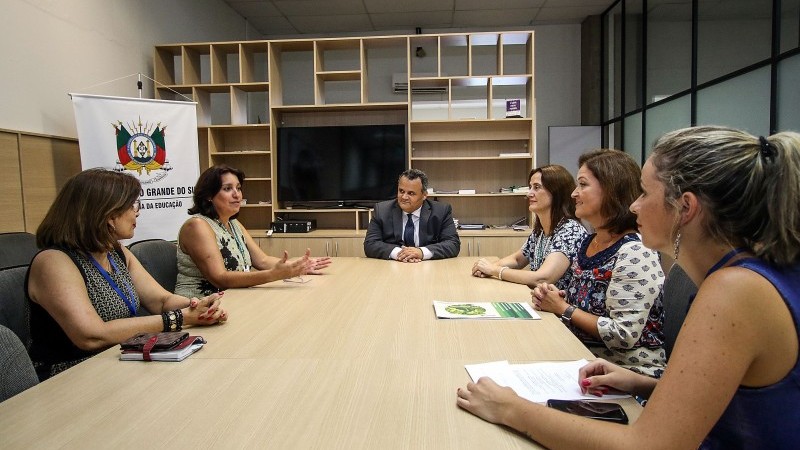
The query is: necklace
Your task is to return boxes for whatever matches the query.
[591,233,619,250]
[532,231,552,269]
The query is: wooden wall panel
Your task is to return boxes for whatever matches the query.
[19,134,81,232]
[0,131,25,232]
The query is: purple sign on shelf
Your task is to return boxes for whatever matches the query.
[506,99,522,118]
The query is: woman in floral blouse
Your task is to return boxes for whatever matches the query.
[532,149,665,377]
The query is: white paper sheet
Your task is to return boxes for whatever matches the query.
[465,359,630,403]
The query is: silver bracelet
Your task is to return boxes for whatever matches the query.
[498,266,508,281]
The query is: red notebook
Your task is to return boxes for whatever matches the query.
[120,336,205,362]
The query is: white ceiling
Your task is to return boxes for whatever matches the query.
[222,0,615,36]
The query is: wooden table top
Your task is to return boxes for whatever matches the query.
[0,257,640,449]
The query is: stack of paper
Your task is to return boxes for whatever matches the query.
[464,359,630,403]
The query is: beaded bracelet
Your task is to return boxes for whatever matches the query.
[161,311,171,331]
[498,266,508,281]
[174,309,184,331]
[160,309,183,332]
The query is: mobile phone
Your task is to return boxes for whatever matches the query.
[545,399,629,424]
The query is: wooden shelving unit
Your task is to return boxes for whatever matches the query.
[154,31,535,256]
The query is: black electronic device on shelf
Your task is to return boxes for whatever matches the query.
[270,219,317,233]
[458,224,486,230]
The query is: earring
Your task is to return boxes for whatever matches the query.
[673,231,682,261]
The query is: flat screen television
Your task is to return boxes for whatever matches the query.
[277,124,407,206]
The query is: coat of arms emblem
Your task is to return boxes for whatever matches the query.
[113,118,172,183]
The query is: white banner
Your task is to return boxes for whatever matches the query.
[71,94,199,243]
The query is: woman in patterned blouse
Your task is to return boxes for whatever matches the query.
[471,165,587,290]
[532,149,665,377]
[175,165,330,298]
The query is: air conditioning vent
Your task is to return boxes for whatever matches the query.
[392,73,448,94]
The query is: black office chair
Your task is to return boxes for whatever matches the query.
[0,265,31,350]
[0,232,39,270]
[662,264,698,359]
[128,239,179,294]
[0,324,38,402]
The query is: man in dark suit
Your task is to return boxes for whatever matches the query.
[364,169,460,262]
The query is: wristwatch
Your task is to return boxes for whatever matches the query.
[560,305,577,325]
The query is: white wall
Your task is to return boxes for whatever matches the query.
[1,0,252,137]
[532,25,582,166]
[1,2,582,155]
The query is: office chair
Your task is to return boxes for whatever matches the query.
[0,324,38,402]
[662,264,697,359]
[0,232,39,269]
[128,239,179,294]
[0,265,31,350]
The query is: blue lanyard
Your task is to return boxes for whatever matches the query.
[88,252,138,316]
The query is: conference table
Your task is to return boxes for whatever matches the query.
[0,257,640,449]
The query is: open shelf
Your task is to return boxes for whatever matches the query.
[155,30,535,243]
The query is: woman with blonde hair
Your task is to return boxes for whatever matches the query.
[457,126,800,449]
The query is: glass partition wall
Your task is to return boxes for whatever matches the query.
[601,0,800,163]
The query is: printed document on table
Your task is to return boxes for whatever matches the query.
[465,359,629,403]
[433,301,541,320]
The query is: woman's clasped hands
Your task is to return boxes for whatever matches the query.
[471,258,497,278]
[186,292,228,325]
[530,282,568,314]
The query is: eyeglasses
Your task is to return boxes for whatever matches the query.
[282,276,309,284]
[132,199,141,212]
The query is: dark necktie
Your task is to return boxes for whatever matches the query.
[403,213,415,247]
